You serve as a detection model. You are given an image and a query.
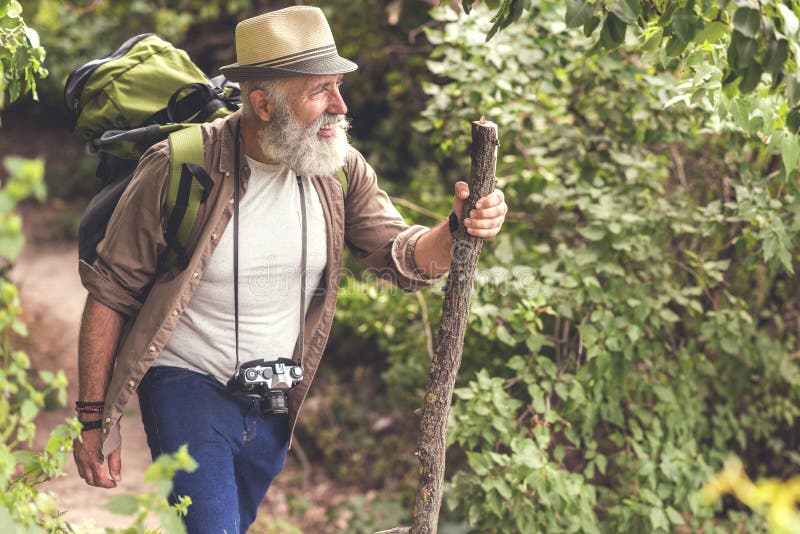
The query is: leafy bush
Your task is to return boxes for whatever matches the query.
[0,5,195,533]
[326,3,800,532]
[419,4,797,531]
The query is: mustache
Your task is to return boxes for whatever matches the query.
[308,113,350,132]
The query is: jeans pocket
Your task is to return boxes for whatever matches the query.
[141,365,194,386]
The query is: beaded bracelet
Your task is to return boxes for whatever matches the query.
[76,406,103,414]
[75,401,105,408]
[80,419,103,431]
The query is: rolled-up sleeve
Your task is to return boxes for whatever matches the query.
[79,145,171,316]
[343,148,443,291]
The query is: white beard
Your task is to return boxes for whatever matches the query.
[259,102,350,177]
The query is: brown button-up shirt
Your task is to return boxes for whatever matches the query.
[79,111,436,458]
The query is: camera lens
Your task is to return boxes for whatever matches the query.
[261,391,288,417]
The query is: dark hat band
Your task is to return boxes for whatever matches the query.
[220,53,357,81]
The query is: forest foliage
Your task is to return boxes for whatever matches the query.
[3,0,800,532]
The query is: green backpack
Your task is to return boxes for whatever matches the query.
[66,33,240,270]
[68,33,349,272]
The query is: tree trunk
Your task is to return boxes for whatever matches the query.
[409,120,499,533]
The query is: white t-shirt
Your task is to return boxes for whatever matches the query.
[155,156,328,382]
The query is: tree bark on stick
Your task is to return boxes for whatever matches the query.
[410,119,499,533]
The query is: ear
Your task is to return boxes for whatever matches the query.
[248,89,273,122]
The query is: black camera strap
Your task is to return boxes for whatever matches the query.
[232,121,308,373]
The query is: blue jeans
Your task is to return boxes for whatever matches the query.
[137,366,289,534]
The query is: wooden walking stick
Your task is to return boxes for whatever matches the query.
[378,119,499,534]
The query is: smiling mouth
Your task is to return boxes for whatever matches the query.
[318,123,335,137]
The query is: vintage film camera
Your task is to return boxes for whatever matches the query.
[226,358,304,416]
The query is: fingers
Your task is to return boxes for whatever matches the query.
[475,189,505,208]
[73,447,87,480]
[452,184,508,238]
[74,435,118,488]
[454,181,469,200]
[463,189,507,238]
[87,457,117,488]
[108,448,122,483]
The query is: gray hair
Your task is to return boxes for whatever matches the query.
[239,79,288,117]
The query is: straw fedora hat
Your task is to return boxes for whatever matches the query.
[219,6,357,81]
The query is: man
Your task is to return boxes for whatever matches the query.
[73,6,507,533]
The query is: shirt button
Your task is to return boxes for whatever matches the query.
[105,417,111,423]
[192,272,200,279]
[128,380,135,388]
[172,309,179,316]
[228,197,234,204]
[148,345,156,353]
[103,427,108,434]
[211,233,218,240]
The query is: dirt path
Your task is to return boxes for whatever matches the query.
[12,240,159,532]
[10,211,358,533]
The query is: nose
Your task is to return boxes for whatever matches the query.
[327,85,348,115]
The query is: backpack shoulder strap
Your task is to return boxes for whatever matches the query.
[162,124,213,270]
[337,166,348,200]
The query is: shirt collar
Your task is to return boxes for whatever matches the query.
[218,109,242,176]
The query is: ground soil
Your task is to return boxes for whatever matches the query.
[10,204,364,533]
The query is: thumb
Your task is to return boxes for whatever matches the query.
[108,448,122,483]
[453,181,469,218]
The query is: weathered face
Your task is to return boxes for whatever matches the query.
[280,74,348,137]
[257,74,351,177]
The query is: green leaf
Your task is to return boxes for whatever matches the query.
[0,234,24,264]
[600,13,627,48]
[565,0,593,29]
[579,225,606,241]
[733,7,761,39]
[671,13,698,42]
[786,107,800,134]
[777,4,799,36]
[650,507,669,530]
[496,325,516,346]
[507,355,528,371]
[583,16,600,37]
[788,72,800,107]
[0,506,17,533]
[641,28,663,52]
[781,133,800,176]
[763,38,789,75]
[20,399,37,424]
[696,21,727,43]
[595,453,607,475]
[158,509,186,534]
[6,0,20,18]
[666,506,685,525]
[778,243,794,274]
[665,35,689,57]
[14,450,36,469]
[738,64,762,94]
[659,308,680,323]
[106,495,139,515]
[22,26,39,49]
[608,0,640,24]
[729,35,759,73]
